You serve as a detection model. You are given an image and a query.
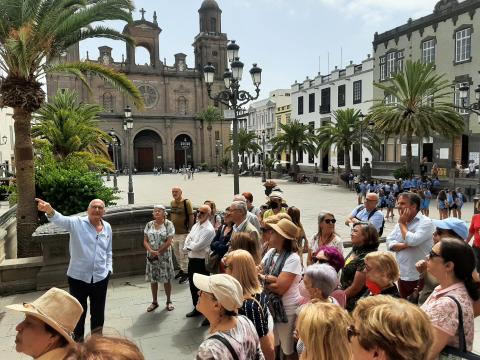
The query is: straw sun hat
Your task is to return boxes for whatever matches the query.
[6,287,83,345]
[268,218,299,241]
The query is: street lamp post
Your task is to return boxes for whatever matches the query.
[458,82,480,205]
[350,112,373,180]
[123,106,134,204]
[215,140,223,176]
[258,130,268,182]
[203,40,262,195]
[109,129,118,190]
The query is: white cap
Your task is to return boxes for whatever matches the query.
[193,273,243,311]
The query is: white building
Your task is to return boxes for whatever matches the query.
[244,89,291,166]
[0,107,15,176]
[291,55,374,172]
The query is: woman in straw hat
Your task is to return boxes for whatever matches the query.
[194,273,265,360]
[6,287,83,359]
[258,218,301,360]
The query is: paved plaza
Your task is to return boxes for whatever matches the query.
[1,173,480,358]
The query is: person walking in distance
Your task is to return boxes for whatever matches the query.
[170,187,194,284]
[184,204,216,321]
[36,198,112,342]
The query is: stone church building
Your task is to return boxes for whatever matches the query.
[47,0,230,171]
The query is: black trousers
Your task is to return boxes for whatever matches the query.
[68,273,110,342]
[188,258,209,307]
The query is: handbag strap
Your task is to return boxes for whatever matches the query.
[444,295,467,352]
[210,334,240,360]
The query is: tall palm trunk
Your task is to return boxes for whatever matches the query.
[406,134,413,176]
[291,146,298,181]
[344,145,352,173]
[14,108,40,257]
[208,126,213,167]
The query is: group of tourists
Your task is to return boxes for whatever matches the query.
[6,179,480,360]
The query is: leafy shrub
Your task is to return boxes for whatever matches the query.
[393,166,413,180]
[34,153,119,215]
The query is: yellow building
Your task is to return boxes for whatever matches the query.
[275,104,291,163]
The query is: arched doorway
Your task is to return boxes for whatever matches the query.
[133,130,163,172]
[174,135,194,169]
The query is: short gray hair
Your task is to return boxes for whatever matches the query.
[231,200,247,214]
[233,194,247,203]
[304,263,338,298]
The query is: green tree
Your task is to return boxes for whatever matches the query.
[226,128,261,170]
[369,60,464,174]
[270,120,317,180]
[264,157,277,179]
[198,105,223,167]
[316,108,379,173]
[0,0,144,256]
[33,90,111,161]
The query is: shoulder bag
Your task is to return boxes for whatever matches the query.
[440,295,480,360]
[262,250,290,323]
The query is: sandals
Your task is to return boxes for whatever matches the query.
[166,301,175,311]
[147,302,159,312]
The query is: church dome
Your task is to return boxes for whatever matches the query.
[200,0,220,11]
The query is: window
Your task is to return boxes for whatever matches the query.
[215,131,220,140]
[353,81,362,104]
[320,88,331,114]
[102,93,114,112]
[337,148,345,166]
[298,148,304,163]
[298,96,304,115]
[454,83,469,114]
[308,93,315,113]
[338,85,346,107]
[285,113,291,124]
[308,121,315,163]
[422,40,435,64]
[276,115,282,129]
[210,17,217,32]
[177,96,187,115]
[455,28,471,63]
[397,51,404,73]
[385,94,398,104]
[386,52,396,78]
[379,56,386,81]
[352,144,361,166]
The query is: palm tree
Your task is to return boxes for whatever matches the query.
[33,90,111,161]
[226,128,261,171]
[264,157,277,179]
[198,105,223,166]
[369,60,464,174]
[270,120,317,180]
[0,0,144,257]
[316,108,379,173]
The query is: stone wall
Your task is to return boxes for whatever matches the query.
[0,205,160,295]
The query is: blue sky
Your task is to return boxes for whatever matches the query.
[81,0,441,96]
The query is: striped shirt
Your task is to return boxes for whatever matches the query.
[239,292,269,338]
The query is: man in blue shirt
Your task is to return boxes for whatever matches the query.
[36,198,112,341]
[345,192,385,234]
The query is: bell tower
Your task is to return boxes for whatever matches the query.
[193,0,228,80]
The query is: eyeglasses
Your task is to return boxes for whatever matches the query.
[323,219,336,224]
[347,325,359,342]
[428,250,441,259]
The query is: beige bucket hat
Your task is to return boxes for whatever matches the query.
[6,287,83,345]
[193,273,243,312]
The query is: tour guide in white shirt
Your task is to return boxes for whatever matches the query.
[386,192,434,299]
[36,198,112,341]
[183,204,215,318]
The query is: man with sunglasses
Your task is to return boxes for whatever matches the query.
[183,204,215,319]
[345,192,385,234]
[386,192,434,299]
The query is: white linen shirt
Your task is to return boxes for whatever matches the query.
[183,220,215,259]
[48,211,113,283]
[386,212,434,281]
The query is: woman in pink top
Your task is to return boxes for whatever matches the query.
[466,201,480,272]
[421,238,479,358]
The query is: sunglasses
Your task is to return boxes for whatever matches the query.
[261,227,273,233]
[347,325,359,343]
[323,219,336,224]
[198,211,207,215]
[313,257,329,264]
[428,250,441,259]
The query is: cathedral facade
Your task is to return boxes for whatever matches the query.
[46,0,230,171]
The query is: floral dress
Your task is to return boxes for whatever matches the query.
[144,219,175,283]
